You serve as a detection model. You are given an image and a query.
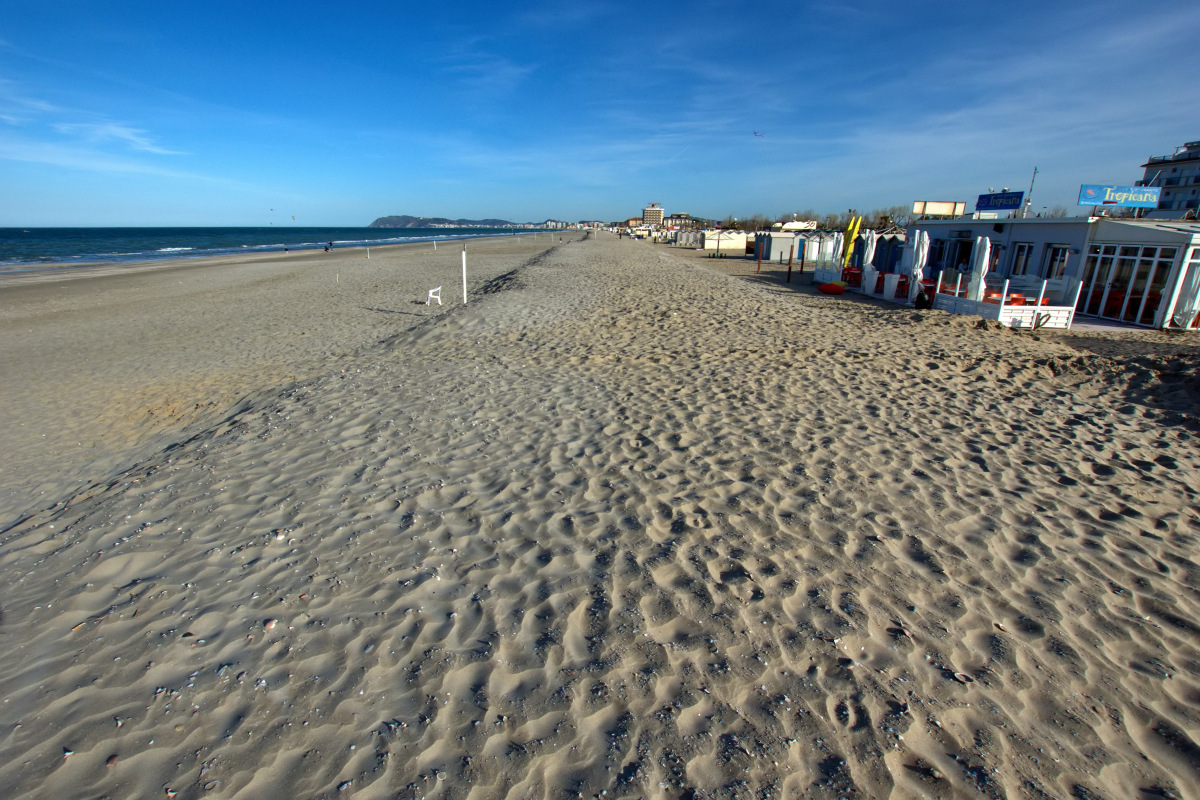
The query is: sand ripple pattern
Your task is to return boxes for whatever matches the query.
[3,235,1200,800]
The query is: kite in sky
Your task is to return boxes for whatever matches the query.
[754,131,765,137]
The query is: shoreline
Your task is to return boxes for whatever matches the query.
[0,230,558,288]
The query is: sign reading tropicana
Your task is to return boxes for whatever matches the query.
[1077,185,1161,208]
[975,191,1024,211]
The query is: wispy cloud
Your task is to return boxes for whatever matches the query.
[51,121,183,154]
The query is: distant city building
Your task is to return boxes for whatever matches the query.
[643,203,665,227]
[1140,140,1200,217]
[543,219,568,229]
[664,213,697,229]
[625,217,642,228]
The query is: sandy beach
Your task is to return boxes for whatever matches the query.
[2,232,1200,799]
[0,235,560,526]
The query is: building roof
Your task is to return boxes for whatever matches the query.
[1142,141,1200,168]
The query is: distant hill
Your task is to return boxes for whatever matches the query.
[369,215,519,228]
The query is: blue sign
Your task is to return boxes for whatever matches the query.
[1078,184,1160,208]
[975,191,1024,211]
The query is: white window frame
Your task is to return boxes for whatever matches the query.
[1043,244,1071,281]
[1010,242,1034,276]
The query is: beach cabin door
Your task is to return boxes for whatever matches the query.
[1079,245,1178,325]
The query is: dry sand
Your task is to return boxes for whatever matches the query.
[2,232,1200,800]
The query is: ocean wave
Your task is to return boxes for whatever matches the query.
[156,247,194,252]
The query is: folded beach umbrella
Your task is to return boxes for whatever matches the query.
[968,236,991,301]
[841,217,862,269]
[909,231,929,301]
[1171,262,1200,328]
[861,229,877,270]
[830,232,844,268]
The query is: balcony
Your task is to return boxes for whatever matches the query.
[1143,150,1200,167]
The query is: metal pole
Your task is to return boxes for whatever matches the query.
[1023,167,1038,218]
[1036,280,1047,308]
[462,245,467,304]
[787,244,794,282]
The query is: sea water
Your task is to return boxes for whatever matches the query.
[0,227,537,272]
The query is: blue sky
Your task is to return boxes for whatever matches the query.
[1,1,1197,226]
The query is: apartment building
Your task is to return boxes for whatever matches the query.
[1140,140,1200,216]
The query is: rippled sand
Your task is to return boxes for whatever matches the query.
[2,233,1200,800]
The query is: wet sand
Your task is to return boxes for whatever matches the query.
[2,233,1200,799]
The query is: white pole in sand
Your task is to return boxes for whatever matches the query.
[462,245,467,304]
[367,246,370,259]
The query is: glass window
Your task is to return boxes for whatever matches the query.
[1123,259,1155,322]
[1043,245,1070,280]
[1079,251,1108,312]
[1103,255,1138,317]
[1010,242,1033,275]
[1140,257,1173,326]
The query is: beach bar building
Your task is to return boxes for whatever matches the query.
[904,217,1200,330]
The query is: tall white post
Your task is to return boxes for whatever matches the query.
[462,245,467,304]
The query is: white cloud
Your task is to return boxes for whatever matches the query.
[51,121,183,154]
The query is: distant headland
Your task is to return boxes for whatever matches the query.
[369,215,527,229]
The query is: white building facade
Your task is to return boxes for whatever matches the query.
[643,204,665,227]
[1140,140,1200,217]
